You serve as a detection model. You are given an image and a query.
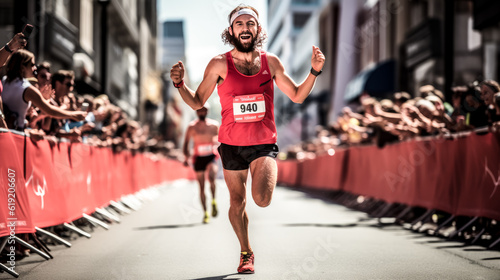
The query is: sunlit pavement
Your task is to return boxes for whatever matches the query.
[3,179,500,280]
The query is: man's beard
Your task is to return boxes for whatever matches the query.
[198,115,206,121]
[233,32,258,53]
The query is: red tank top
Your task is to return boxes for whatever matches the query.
[217,50,277,146]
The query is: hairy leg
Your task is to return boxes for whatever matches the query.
[223,168,252,252]
[249,156,277,208]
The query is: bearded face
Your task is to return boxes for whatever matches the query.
[230,15,260,53]
[232,30,259,53]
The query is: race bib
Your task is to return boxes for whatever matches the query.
[197,144,213,156]
[233,94,266,123]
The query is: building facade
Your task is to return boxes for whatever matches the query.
[0,0,160,125]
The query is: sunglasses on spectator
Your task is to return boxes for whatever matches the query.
[39,74,49,79]
[65,82,74,88]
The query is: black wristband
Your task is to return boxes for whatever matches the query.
[310,67,322,77]
[4,44,13,53]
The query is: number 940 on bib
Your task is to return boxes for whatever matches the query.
[233,93,266,123]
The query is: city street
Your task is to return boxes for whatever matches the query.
[3,179,500,280]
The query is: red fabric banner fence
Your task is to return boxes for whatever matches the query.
[277,132,500,221]
[0,132,34,236]
[0,132,196,237]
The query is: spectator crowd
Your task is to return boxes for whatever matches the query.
[283,80,500,160]
[0,33,183,161]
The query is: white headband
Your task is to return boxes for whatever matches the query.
[229,9,259,26]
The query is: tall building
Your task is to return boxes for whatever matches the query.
[267,0,326,146]
[161,21,185,70]
[0,0,160,124]
[159,20,188,146]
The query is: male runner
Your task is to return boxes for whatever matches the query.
[182,104,219,224]
[170,4,325,274]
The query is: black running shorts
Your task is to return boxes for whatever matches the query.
[217,143,279,171]
[193,154,216,172]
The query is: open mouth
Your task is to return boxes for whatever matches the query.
[240,34,252,41]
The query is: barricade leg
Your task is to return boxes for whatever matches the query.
[448,216,479,240]
[95,208,121,223]
[429,215,455,236]
[408,209,435,231]
[394,205,414,224]
[35,227,72,248]
[82,213,109,230]
[372,203,394,218]
[488,236,500,249]
[0,262,19,278]
[13,236,50,260]
[63,223,91,239]
[109,200,131,214]
[0,236,7,252]
[121,196,142,211]
[470,227,486,245]
[29,233,53,259]
[0,237,19,278]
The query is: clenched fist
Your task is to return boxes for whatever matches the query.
[170,61,185,84]
[311,46,325,72]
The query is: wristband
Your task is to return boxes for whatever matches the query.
[173,80,184,88]
[310,67,322,77]
[4,44,13,53]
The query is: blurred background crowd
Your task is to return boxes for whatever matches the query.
[283,80,500,160]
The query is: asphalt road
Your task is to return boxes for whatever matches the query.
[2,179,500,280]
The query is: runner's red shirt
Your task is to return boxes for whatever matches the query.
[217,50,277,146]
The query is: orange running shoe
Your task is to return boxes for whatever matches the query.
[237,252,255,274]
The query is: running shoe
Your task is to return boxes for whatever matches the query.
[203,211,210,224]
[212,200,218,217]
[237,252,255,274]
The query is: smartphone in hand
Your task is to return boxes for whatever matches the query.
[22,24,34,39]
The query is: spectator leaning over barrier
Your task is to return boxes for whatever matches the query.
[480,80,500,124]
[35,61,51,88]
[1,49,86,132]
[47,70,85,141]
[0,33,26,129]
[51,70,75,108]
[463,85,488,128]
[393,91,411,113]
[425,95,455,132]
[492,92,500,130]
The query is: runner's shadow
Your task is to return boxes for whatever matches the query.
[134,223,202,230]
[282,223,357,228]
[188,273,240,280]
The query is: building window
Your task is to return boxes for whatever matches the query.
[293,12,311,30]
[0,1,13,26]
[163,21,184,38]
[55,0,71,22]
[80,0,93,53]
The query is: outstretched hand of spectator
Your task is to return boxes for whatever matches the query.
[70,111,87,122]
[39,84,55,99]
[8,33,27,52]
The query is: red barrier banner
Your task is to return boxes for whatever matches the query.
[297,150,347,191]
[277,160,299,187]
[1,132,198,232]
[0,132,34,236]
[457,133,500,219]
[277,132,500,221]
[25,140,70,228]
